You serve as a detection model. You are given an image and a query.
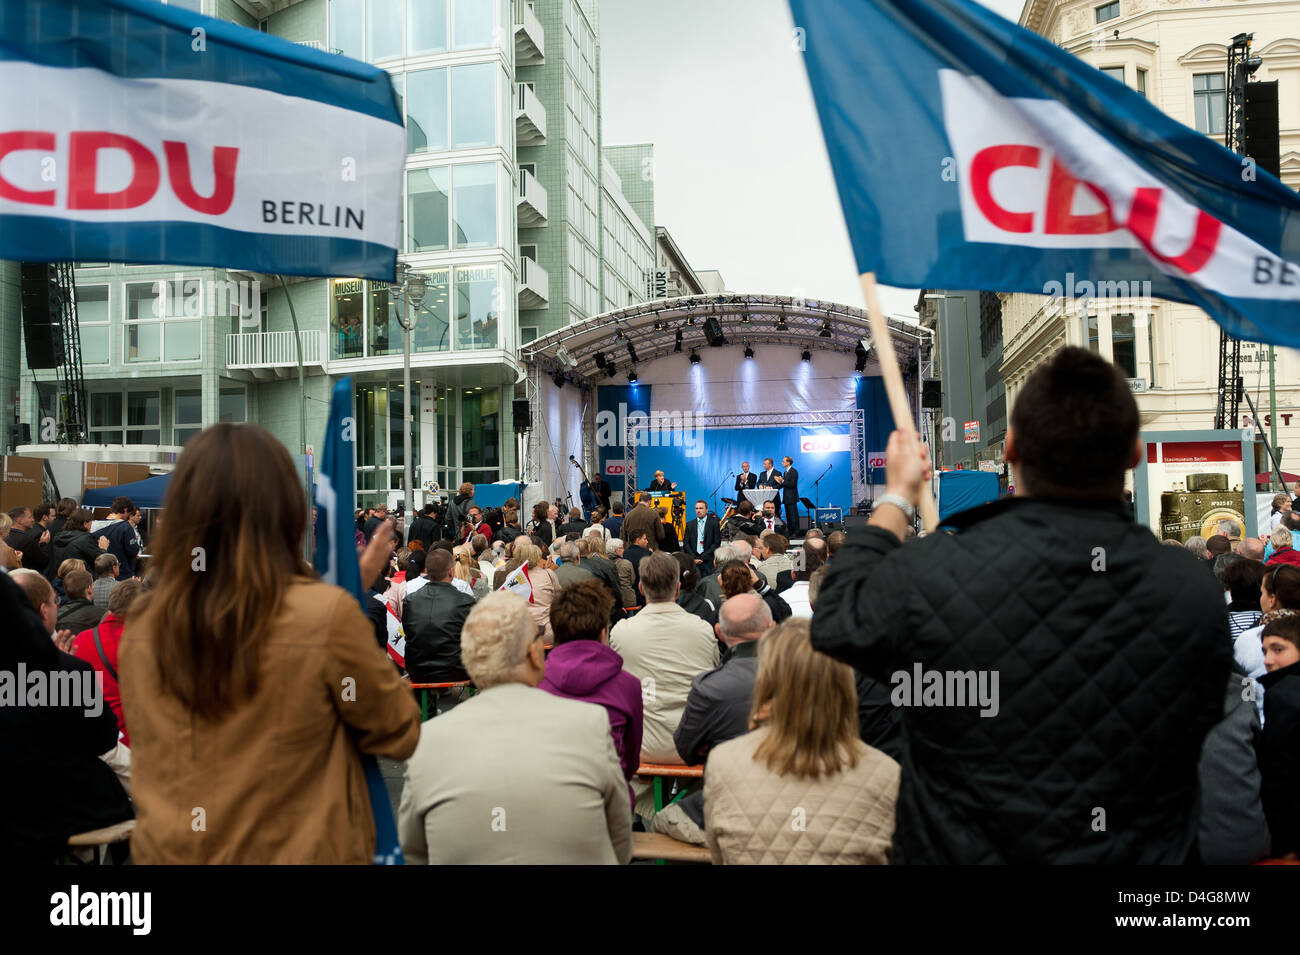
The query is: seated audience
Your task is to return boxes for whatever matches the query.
[610,551,720,816]
[398,592,632,864]
[606,538,636,608]
[538,580,644,803]
[704,618,900,864]
[719,559,792,623]
[756,533,793,592]
[675,552,718,626]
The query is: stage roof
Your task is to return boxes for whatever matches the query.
[523,293,930,384]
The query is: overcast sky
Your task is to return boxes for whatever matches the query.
[599,0,1026,320]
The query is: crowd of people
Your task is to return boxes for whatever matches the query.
[4,347,1297,865]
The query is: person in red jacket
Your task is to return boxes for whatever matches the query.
[70,579,143,746]
[1266,525,1300,568]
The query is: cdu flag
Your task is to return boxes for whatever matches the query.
[0,0,403,279]
[790,0,1300,346]
[313,376,404,865]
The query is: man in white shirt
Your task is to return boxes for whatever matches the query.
[781,541,827,619]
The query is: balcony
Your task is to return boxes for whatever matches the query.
[516,83,547,146]
[518,257,549,309]
[514,1,545,66]
[225,330,328,380]
[517,167,548,226]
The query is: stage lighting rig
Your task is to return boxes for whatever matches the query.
[627,369,638,383]
[626,342,638,364]
[594,352,608,374]
[674,328,683,352]
[689,350,701,364]
[801,350,812,362]
[703,314,726,346]
[744,343,754,359]
[552,371,566,388]
[819,319,833,339]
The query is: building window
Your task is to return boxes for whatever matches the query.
[90,392,123,443]
[407,0,448,55]
[453,265,500,349]
[219,386,247,423]
[452,0,493,49]
[126,392,161,445]
[451,63,495,148]
[460,386,499,479]
[331,278,366,359]
[520,325,538,343]
[412,268,451,353]
[406,68,448,153]
[1095,1,1119,23]
[123,282,201,363]
[174,389,202,445]
[451,162,497,249]
[1111,313,1138,378]
[331,0,492,62]
[1194,73,1226,135]
[76,285,110,365]
[1136,67,1147,97]
[1085,314,1100,354]
[366,0,403,61]
[407,166,451,252]
[1100,65,1124,85]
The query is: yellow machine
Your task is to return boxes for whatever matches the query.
[632,490,687,539]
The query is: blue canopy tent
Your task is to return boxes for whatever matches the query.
[82,472,173,510]
[937,470,1000,522]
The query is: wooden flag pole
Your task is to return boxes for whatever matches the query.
[860,272,940,532]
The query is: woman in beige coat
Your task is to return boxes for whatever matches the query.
[508,541,561,640]
[119,424,421,864]
[704,618,900,864]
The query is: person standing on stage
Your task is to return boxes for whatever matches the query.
[647,470,677,494]
[589,473,613,511]
[777,456,799,534]
[734,462,757,504]
[685,500,722,573]
[758,458,783,518]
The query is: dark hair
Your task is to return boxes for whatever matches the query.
[421,503,436,516]
[1263,564,1300,608]
[549,580,613,644]
[531,501,549,523]
[1206,534,1231,557]
[1261,612,1300,650]
[407,550,427,575]
[34,502,55,523]
[56,498,77,519]
[64,568,93,597]
[65,508,94,532]
[8,505,30,522]
[797,540,828,580]
[674,551,699,591]
[719,560,755,600]
[112,496,136,515]
[1224,556,1263,605]
[613,503,624,515]
[1009,346,1138,497]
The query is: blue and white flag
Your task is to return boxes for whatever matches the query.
[313,376,404,865]
[0,0,403,279]
[790,0,1300,346]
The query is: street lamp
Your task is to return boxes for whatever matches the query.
[925,292,976,470]
[390,263,428,525]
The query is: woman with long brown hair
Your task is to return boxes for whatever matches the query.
[703,618,900,864]
[119,424,420,863]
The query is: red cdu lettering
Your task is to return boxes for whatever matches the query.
[1126,187,1222,274]
[163,141,239,215]
[68,131,160,210]
[969,144,1040,233]
[0,131,56,206]
[1043,158,1118,235]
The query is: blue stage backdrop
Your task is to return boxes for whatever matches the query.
[597,384,652,494]
[636,426,853,516]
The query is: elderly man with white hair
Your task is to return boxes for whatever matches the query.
[1266,524,1300,568]
[398,591,632,864]
[606,538,636,608]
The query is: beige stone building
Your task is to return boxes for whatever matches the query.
[1002,0,1300,481]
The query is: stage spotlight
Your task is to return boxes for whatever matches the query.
[801,350,812,362]
[775,314,788,332]
[740,312,751,325]
[556,344,578,370]
[673,328,683,352]
[686,316,696,326]
[615,326,625,340]
[689,350,701,364]
[627,369,638,383]
[552,371,566,388]
[744,343,754,359]
[703,315,726,346]
[854,339,869,373]
[626,342,638,364]
[819,319,833,338]
[594,351,608,372]
[606,361,618,378]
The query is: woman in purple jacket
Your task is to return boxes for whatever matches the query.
[539,579,644,806]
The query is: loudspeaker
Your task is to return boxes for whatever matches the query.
[21,263,65,370]
[511,398,531,433]
[844,513,871,531]
[1244,81,1280,179]
[7,422,30,451]
[922,379,943,409]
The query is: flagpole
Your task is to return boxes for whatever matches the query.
[860,272,940,532]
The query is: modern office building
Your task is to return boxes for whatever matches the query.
[7,0,663,508]
[917,290,1007,473]
[1001,0,1300,481]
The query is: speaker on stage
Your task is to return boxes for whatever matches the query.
[922,379,943,409]
[7,423,30,452]
[511,398,531,433]
[21,263,65,370]
[844,513,870,531]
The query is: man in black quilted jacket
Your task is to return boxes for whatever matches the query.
[813,347,1230,863]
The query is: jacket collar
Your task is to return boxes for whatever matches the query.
[723,640,759,662]
[941,494,1131,532]
[1260,658,1300,688]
